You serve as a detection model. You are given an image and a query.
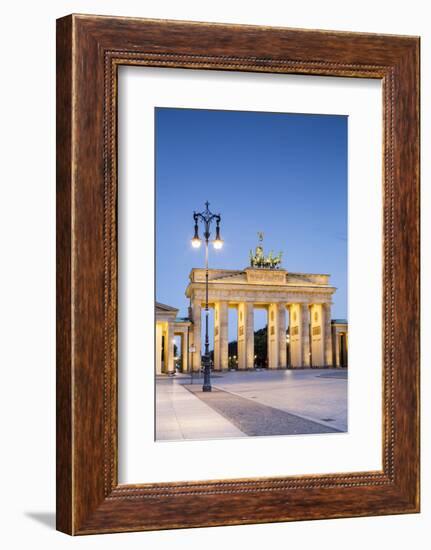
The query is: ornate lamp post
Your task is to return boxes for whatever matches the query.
[191,201,223,392]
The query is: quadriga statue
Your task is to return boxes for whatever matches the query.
[271,251,283,268]
[249,243,283,269]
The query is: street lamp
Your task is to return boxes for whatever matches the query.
[191,201,223,392]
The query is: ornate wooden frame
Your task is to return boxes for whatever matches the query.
[56,14,420,535]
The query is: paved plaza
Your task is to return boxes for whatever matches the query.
[155,369,347,441]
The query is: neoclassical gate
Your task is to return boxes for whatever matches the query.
[185,267,336,371]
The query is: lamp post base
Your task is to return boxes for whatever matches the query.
[202,357,212,392]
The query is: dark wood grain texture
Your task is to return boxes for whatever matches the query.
[56,15,73,535]
[56,14,420,535]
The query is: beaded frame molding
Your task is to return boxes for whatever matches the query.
[56,14,420,535]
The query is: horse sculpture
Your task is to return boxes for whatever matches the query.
[249,246,283,269]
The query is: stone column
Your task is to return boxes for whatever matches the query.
[180,331,189,372]
[214,301,229,371]
[342,333,348,367]
[213,303,220,371]
[310,304,324,367]
[237,303,246,370]
[277,303,287,368]
[245,302,254,369]
[337,330,349,367]
[267,303,278,369]
[333,326,341,367]
[191,299,202,372]
[155,323,163,375]
[164,322,175,374]
[323,303,333,366]
[301,304,311,367]
[289,304,302,367]
[238,302,253,369]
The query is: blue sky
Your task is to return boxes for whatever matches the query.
[155,107,347,338]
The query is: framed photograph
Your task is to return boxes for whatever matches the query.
[56,14,420,534]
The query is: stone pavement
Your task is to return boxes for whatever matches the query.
[185,385,339,436]
[155,378,244,440]
[155,369,347,441]
[211,369,348,432]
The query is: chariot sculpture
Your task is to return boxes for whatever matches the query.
[249,232,283,269]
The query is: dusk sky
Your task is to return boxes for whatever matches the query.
[155,107,347,340]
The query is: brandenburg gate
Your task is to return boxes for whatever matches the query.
[185,266,336,371]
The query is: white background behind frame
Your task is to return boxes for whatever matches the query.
[117,66,382,485]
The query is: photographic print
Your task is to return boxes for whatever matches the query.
[155,107,348,441]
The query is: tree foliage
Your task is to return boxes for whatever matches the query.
[225,326,268,368]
